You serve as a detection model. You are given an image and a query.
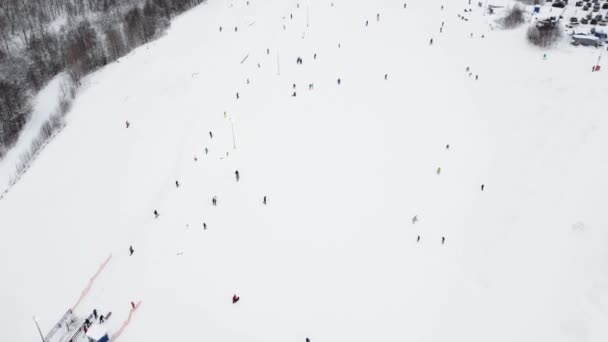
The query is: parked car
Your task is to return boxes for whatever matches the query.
[582,17,590,24]
[570,17,579,22]
[553,1,566,7]
[591,19,598,24]
[572,34,603,46]
[599,20,607,26]
[603,2,608,9]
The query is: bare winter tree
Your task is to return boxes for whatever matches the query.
[104,25,127,61]
[63,20,106,81]
[527,24,563,47]
[0,79,31,148]
[499,6,526,29]
[26,30,64,90]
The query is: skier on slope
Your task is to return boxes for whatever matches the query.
[209,131,213,138]
[129,246,134,256]
[175,180,180,188]
[441,236,446,244]
[232,294,240,304]
[154,210,159,218]
[263,196,267,205]
[235,170,240,182]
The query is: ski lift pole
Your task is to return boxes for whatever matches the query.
[33,316,45,342]
[230,118,236,149]
[307,0,310,27]
[277,51,280,76]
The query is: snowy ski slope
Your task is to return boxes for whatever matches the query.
[1,0,608,341]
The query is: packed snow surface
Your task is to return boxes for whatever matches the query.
[1,0,608,341]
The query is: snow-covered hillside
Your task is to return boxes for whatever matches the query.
[1,0,607,341]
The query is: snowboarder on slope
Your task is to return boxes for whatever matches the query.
[232,294,240,303]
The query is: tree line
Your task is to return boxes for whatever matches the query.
[0,0,206,157]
